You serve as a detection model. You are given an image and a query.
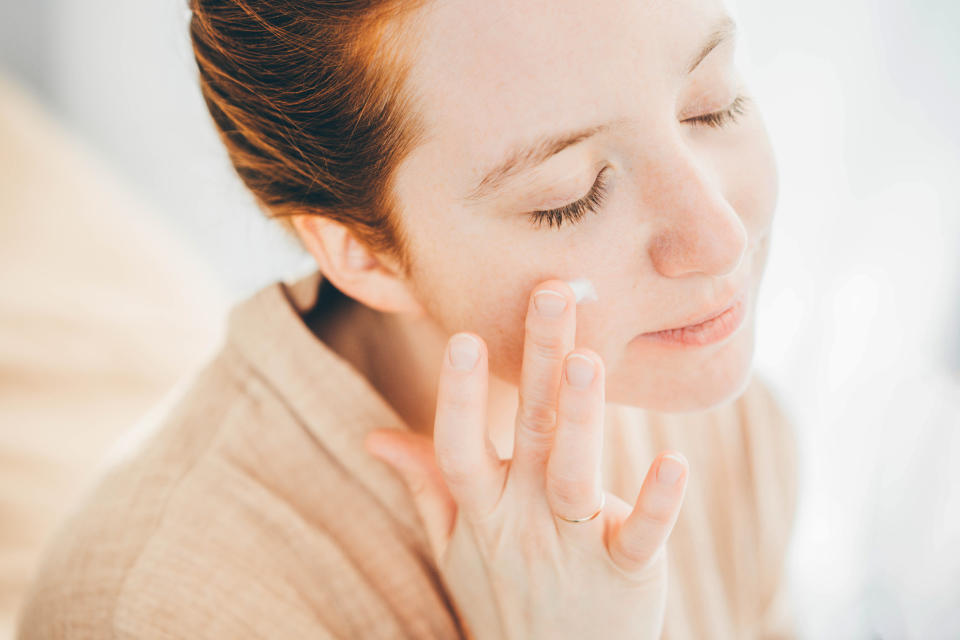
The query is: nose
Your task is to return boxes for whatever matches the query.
[640,146,748,279]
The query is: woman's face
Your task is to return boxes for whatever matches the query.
[390,0,778,412]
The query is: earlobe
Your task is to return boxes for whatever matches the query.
[290,214,426,317]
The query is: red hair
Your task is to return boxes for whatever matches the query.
[189,0,431,273]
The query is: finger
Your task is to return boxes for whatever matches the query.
[607,451,689,576]
[432,332,506,522]
[364,429,457,560]
[546,350,606,534]
[509,280,577,490]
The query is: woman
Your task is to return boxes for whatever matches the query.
[18,0,798,637]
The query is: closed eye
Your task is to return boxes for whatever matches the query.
[526,93,749,230]
[528,166,611,230]
[683,92,751,128]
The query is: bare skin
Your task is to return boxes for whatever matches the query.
[291,0,779,635]
[295,0,777,451]
[364,279,690,638]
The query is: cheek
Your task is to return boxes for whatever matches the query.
[410,233,625,385]
[407,239,541,382]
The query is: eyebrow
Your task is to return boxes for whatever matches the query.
[686,15,737,75]
[463,15,737,203]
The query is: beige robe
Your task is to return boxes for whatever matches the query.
[17,270,799,639]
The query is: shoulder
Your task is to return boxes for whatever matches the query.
[16,344,313,638]
[17,339,461,639]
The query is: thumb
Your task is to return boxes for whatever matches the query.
[363,428,457,560]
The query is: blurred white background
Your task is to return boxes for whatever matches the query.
[1,0,958,637]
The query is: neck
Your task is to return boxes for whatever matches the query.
[310,292,519,459]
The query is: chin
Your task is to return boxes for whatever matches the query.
[606,319,757,414]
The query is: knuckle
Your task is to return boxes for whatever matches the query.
[437,459,472,488]
[517,526,554,559]
[637,505,675,529]
[517,396,558,433]
[548,476,593,512]
[637,487,681,524]
[434,448,473,485]
[526,330,567,358]
[609,543,667,582]
[559,398,593,426]
[436,388,475,416]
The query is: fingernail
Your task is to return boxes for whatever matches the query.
[534,289,567,317]
[448,333,481,371]
[565,354,595,388]
[657,454,686,486]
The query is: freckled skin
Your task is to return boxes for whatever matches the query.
[309,0,779,439]
[392,0,776,411]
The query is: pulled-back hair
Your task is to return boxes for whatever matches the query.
[188,0,430,273]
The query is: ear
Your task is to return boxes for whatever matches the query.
[291,214,425,316]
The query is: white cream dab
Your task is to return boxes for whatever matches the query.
[566,277,598,304]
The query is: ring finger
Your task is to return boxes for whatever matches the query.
[545,349,606,536]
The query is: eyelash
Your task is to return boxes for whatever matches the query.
[684,92,751,128]
[530,166,612,230]
[528,92,751,230]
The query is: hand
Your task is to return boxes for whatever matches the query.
[364,279,689,640]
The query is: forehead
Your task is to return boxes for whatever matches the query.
[395,0,727,199]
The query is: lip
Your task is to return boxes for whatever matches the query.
[645,285,748,334]
[637,285,750,347]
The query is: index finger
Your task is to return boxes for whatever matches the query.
[433,332,506,522]
[508,280,577,492]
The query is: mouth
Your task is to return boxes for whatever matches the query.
[637,285,750,348]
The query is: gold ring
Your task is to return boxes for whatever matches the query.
[554,492,605,523]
